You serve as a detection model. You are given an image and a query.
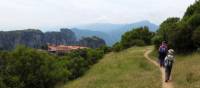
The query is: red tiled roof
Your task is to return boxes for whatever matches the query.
[48,45,87,52]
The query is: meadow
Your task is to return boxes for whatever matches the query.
[61,47,161,88]
[150,49,200,88]
[173,53,200,88]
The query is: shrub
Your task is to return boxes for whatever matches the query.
[152,35,163,49]
[0,45,105,88]
[0,46,71,88]
[112,42,123,52]
[98,45,112,54]
[64,48,104,79]
[112,27,153,52]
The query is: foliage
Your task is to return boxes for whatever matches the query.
[97,45,112,54]
[153,0,200,53]
[192,27,200,47]
[151,35,163,49]
[183,0,200,18]
[112,42,123,52]
[0,46,70,88]
[113,27,154,52]
[152,17,180,49]
[0,45,105,88]
[65,48,104,79]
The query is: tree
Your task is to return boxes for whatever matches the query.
[157,17,180,41]
[153,0,200,53]
[121,27,153,48]
[113,26,154,51]
[192,27,200,48]
[0,46,70,88]
[112,42,123,52]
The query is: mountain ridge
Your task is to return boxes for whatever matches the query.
[74,20,158,32]
[72,20,159,46]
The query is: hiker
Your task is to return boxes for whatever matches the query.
[164,49,175,82]
[158,41,168,67]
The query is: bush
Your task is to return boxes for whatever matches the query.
[152,35,163,49]
[112,42,123,52]
[64,48,104,79]
[0,45,105,88]
[0,46,71,88]
[98,45,112,54]
[121,27,153,47]
[112,27,154,52]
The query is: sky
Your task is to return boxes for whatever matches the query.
[0,0,196,31]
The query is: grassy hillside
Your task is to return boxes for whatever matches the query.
[150,50,200,88]
[60,46,161,88]
[173,53,200,88]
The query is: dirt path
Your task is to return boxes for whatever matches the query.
[144,49,173,88]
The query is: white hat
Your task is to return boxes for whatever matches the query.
[168,49,174,55]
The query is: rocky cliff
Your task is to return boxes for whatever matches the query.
[0,28,77,50]
[0,28,106,50]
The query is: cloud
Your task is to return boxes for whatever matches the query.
[0,0,196,30]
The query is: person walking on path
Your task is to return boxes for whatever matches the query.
[158,41,168,67]
[164,49,175,82]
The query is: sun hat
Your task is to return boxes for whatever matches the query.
[168,49,174,55]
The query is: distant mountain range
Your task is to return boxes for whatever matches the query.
[71,28,115,46]
[0,20,159,47]
[75,20,158,32]
[72,20,159,46]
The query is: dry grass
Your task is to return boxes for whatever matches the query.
[61,46,161,88]
[173,53,200,88]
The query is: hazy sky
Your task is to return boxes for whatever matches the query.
[0,0,196,30]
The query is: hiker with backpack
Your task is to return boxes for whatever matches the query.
[164,49,175,82]
[158,41,168,67]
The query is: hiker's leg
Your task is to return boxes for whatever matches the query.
[168,65,172,80]
[161,58,164,67]
[158,54,162,66]
[165,67,167,81]
[160,59,162,67]
[165,66,170,81]
[162,54,167,67]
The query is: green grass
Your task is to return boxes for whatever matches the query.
[173,53,200,88]
[149,49,159,61]
[60,46,161,88]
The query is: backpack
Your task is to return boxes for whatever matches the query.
[159,46,167,54]
[165,56,173,67]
